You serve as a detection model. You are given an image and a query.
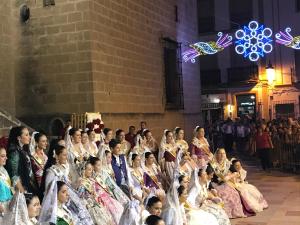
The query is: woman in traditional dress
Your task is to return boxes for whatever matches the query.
[29,132,48,188]
[210,148,247,218]
[142,196,163,224]
[159,130,178,184]
[40,181,77,225]
[174,127,189,154]
[187,169,231,225]
[78,162,124,224]
[145,215,165,225]
[25,194,41,225]
[97,128,113,157]
[230,159,268,213]
[143,152,165,200]
[90,157,129,206]
[44,145,71,189]
[179,152,198,177]
[81,130,90,155]
[177,185,219,225]
[68,128,88,163]
[116,129,131,156]
[87,129,98,157]
[143,130,159,158]
[190,126,213,165]
[42,145,94,225]
[0,147,13,221]
[129,154,149,203]
[6,126,38,194]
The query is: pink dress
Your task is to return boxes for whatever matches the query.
[94,180,124,224]
[211,159,248,218]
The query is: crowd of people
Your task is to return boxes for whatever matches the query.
[0,120,269,225]
[206,116,300,172]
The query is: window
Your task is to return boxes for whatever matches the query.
[199,54,220,87]
[163,38,184,110]
[275,103,295,118]
[44,0,55,7]
[295,50,300,81]
[297,0,300,12]
[197,0,215,33]
[229,0,253,29]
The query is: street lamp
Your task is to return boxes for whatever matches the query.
[266,61,275,85]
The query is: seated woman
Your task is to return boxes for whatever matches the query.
[178,174,190,189]
[97,128,113,157]
[145,215,165,225]
[90,157,129,206]
[81,130,90,155]
[67,128,88,163]
[179,152,197,177]
[42,145,94,225]
[0,147,13,221]
[143,152,165,200]
[78,161,124,225]
[143,130,159,158]
[187,169,231,225]
[162,183,219,225]
[29,132,48,189]
[159,130,178,185]
[116,129,131,156]
[230,159,268,213]
[130,154,149,204]
[190,126,213,166]
[40,181,76,225]
[141,196,163,224]
[25,194,41,225]
[210,148,248,218]
[87,129,98,157]
[174,127,189,154]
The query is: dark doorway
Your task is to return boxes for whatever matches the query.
[236,94,256,118]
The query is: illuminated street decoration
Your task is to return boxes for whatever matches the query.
[235,21,273,62]
[275,27,300,49]
[182,32,232,63]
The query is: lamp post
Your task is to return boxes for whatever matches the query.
[266,61,275,85]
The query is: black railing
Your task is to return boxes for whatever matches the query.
[227,65,258,83]
[272,137,300,173]
[201,69,221,86]
[163,38,184,110]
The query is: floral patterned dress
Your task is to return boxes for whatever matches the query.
[210,159,247,218]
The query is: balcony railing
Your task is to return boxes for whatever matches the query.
[227,65,258,83]
[201,69,221,86]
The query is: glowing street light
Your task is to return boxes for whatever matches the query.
[266,61,275,85]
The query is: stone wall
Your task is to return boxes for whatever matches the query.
[0,0,15,114]
[13,0,95,117]
[1,0,202,141]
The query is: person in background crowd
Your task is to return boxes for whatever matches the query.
[137,121,147,136]
[256,126,273,172]
[222,118,235,153]
[125,126,136,149]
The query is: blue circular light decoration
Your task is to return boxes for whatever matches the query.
[235,21,273,62]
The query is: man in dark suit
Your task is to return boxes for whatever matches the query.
[110,139,130,197]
